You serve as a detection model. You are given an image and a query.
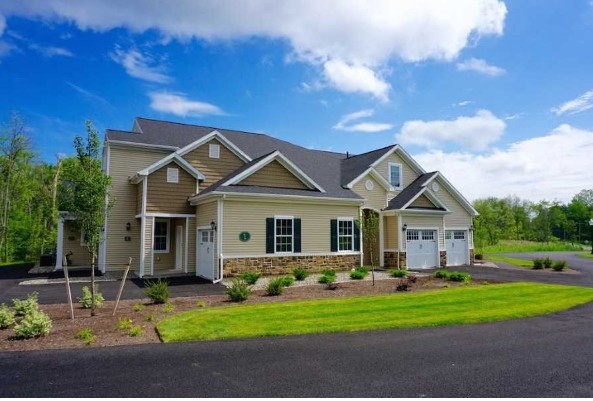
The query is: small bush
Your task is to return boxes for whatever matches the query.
[162,302,175,313]
[118,317,133,331]
[12,292,39,317]
[448,272,471,283]
[552,260,567,271]
[475,254,483,260]
[0,304,16,329]
[133,303,145,312]
[144,314,155,322]
[128,325,144,337]
[226,278,251,302]
[144,279,170,304]
[265,277,285,296]
[390,269,408,278]
[350,270,365,280]
[78,285,105,309]
[318,274,336,284]
[75,328,95,345]
[13,310,52,339]
[532,258,544,269]
[195,300,207,308]
[240,271,261,285]
[434,269,451,279]
[320,269,337,278]
[292,267,309,281]
[280,275,295,287]
[543,257,553,269]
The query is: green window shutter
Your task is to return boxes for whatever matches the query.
[353,220,361,251]
[294,218,301,253]
[330,219,338,252]
[266,217,275,254]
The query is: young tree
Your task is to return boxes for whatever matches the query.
[361,210,379,286]
[64,121,112,316]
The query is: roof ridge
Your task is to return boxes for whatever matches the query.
[343,144,394,160]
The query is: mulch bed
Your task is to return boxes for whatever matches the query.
[0,276,481,352]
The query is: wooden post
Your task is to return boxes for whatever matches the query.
[112,257,133,316]
[63,264,74,320]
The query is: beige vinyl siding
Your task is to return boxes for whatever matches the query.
[384,215,398,250]
[196,201,219,269]
[375,152,420,190]
[237,160,309,189]
[183,139,245,189]
[409,194,436,209]
[135,184,142,215]
[187,218,196,273]
[402,215,445,250]
[63,222,91,266]
[107,145,170,271]
[146,161,195,214]
[352,174,387,211]
[143,217,153,275]
[433,177,473,228]
[152,218,177,272]
[223,200,359,255]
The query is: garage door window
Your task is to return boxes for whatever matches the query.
[421,230,435,240]
[407,230,419,241]
[454,231,465,239]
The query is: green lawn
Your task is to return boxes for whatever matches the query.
[486,255,533,268]
[483,240,582,254]
[157,283,593,342]
[0,261,34,268]
[578,252,593,259]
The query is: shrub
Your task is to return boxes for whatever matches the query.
[434,269,451,279]
[240,271,261,285]
[543,257,553,269]
[128,325,144,337]
[318,274,336,284]
[292,267,309,281]
[475,254,483,260]
[448,272,471,283]
[78,285,105,309]
[13,310,52,339]
[226,278,251,302]
[75,328,95,345]
[265,277,285,296]
[390,269,408,278]
[13,292,39,317]
[532,258,544,269]
[0,304,15,329]
[133,303,145,312]
[320,269,337,278]
[162,302,175,313]
[195,300,207,308]
[350,270,366,280]
[144,314,155,322]
[408,275,418,284]
[395,281,410,292]
[144,279,170,304]
[280,275,295,287]
[552,260,567,271]
[118,317,133,331]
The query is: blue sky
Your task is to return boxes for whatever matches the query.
[1,0,593,202]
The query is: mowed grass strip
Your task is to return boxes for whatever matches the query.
[487,255,533,268]
[156,283,593,342]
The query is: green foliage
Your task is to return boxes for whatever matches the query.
[226,278,251,302]
[542,257,553,269]
[390,269,408,278]
[434,269,451,279]
[75,328,95,345]
[552,260,567,271]
[265,277,285,296]
[195,300,207,308]
[484,240,582,254]
[532,258,544,269]
[362,211,380,266]
[0,303,15,328]
[320,269,336,277]
[12,292,39,317]
[162,302,175,313]
[318,273,336,284]
[144,279,170,304]
[118,317,133,331]
[487,255,533,268]
[144,314,156,322]
[133,303,145,312]
[474,254,483,260]
[448,272,471,283]
[239,271,261,285]
[349,267,369,280]
[280,275,294,287]
[78,285,104,309]
[13,309,52,339]
[128,325,144,337]
[292,267,309,281]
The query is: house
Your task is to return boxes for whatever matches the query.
[56,117,478,281]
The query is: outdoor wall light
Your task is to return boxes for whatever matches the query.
[210,221,217,231]
[469,225,474,231]
[126,222,131,231]
[402,223,407,232]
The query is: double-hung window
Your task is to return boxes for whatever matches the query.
[154,219,169,253]
[388,162,402,190]
[275,217,293,253]
[338,219,354,251]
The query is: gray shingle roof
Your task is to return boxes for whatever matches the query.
[340,145,394,187]
[384,172,440,210]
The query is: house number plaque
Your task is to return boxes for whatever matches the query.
[239,231,251,242]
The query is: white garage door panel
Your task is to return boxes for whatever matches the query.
[406,229,438,269]
[445,230,468,266]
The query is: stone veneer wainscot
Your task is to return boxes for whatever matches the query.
[223,254,360,276]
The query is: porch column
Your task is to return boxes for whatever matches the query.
[379,212,384,267]
[184,217,189,273]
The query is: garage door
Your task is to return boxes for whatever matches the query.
[445,230,469,266]
[406,229,438,269]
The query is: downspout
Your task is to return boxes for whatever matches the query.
[397,213,401,270]
[139,176,147,278]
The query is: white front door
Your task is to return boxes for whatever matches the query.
[446,230,469,266]
[406,229,439,269]
[197,229,215,280]
[175,225,183,270]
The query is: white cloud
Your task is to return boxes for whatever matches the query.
[413,124,593,202]
[551,90,593,116]
[455,100,474,107]
[323,60,390,101]
[148,91,224,117]
[110,46,171,84]
[456,57,506,76]
[30,43,73,57]
[504,112,525,120]
[0,0,507,97]
[333,109,393,133]
[396,110,505,151]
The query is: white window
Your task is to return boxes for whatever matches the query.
[154,219,169,253]
[454,230,466,240]
[388,162,402,189]
[275,217,293,253]
[422,230,435,240]
[338,219,354,251]
[407,230,419,241]
[167,168,179,183]
[209,143,220,159]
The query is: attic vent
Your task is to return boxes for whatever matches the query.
[209,144,220,159]
[167,168,179,183]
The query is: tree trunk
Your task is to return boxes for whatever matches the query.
[90,254,96,317]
